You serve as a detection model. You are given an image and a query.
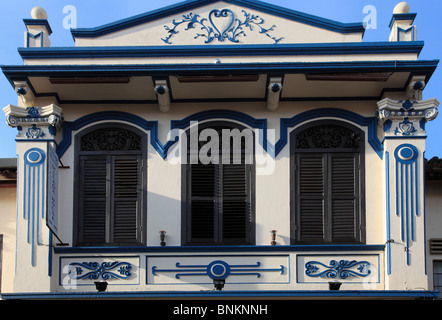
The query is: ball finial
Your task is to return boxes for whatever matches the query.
[393,2,410,14]
[31,7,48,20]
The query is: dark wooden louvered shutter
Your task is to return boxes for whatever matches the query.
[79,157,108,244]
[113,157,141,243]
[186,123,254,245]
[222,164,250,242]
[79,155,142,245]
[330,153,359,242]
[296,154,325,242]
[190,163,216,242]
[189,162,251,244]
[295,153,360,243]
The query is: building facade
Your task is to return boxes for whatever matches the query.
[0,0,440,299]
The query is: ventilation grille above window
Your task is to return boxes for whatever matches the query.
[430,239,442,254]
[296,125,362,149]
[81,127,141,151]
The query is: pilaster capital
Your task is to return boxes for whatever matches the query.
[377,97,439,137]
[3,104,63,140]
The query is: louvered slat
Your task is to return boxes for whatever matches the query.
[191,200,215,239]
[332,199,356,239]
[430,239,442,254]
[223,164,247,196]
[223,201,247,239]
[299,199,324,241]
[331,156,356,197]
[113,158,140,242]
[81,157,107,243]
[191,164,214,197]
[114,200,138,242]
[299,156,324,195]
[331,155,357,241]
[297,155,325,242]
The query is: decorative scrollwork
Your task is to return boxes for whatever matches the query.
[394,118,417,136]
[305,260,371,279]
[68,261,133,280]
[296,125,362,149]
[81,127,141,151]
[26,124,45,139]
[162,9,283,44]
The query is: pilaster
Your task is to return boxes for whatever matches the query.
[377,94,439,290]
[3,103,63,292]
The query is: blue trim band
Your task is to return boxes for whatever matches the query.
[1,290,437,300]
[170,109,268,152]
[17,42,424,59]
[70,0,365,39]
[57,111,168,159]
[53,244,385,254]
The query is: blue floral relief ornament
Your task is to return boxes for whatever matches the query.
[394,118,417,136]
[305,260,371,279]
[26,106,41,117]
[162,9,283,44]
[25,124,45,139]
[68,261,133,280]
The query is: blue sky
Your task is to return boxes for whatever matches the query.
[0,0,440,158]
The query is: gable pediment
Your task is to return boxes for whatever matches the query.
[72,0,365,47]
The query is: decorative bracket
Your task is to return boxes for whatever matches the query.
[154,80,171,113]
[377,97,439,137]
[3,103,63,140]
[406,76,425,101]
[267,77,283,111]
[14,81,35,108]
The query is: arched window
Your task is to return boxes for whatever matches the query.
[290,120,365,244]
[182,121,255,245]
[74,123,147,246]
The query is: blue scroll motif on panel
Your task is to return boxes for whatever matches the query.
[162,9,283,44]
[152,260,284,280]
[305,260,371,279]
[68,261,132,280]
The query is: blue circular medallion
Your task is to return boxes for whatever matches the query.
[24,148,46,166]
[399,147,414,160]
[207,260,230,279]
[27,151,41,163]
[394,144,419,164]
